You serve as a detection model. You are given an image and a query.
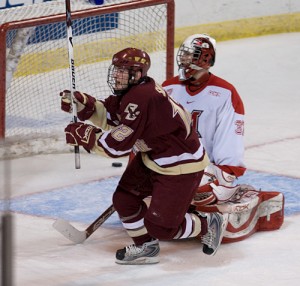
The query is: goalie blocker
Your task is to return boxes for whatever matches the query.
[191,184,284,243]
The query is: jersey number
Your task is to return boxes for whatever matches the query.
[111,124,133,142]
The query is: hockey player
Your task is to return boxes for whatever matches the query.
[162,34,284,242]
[163,34,245,206]
[60,47,229,265]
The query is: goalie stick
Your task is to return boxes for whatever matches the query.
[53,204,115,244]
[65,0,80,169]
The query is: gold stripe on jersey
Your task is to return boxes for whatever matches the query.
[141,152,209,175]
[89,101,111,131]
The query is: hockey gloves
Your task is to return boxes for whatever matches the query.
[60,90,96,121]
[193,164,238,206]
[65,122,102,152]
[200,164,237,188]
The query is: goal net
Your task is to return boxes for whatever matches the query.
[0,0,174,158]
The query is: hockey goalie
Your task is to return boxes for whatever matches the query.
[161,33,284,243]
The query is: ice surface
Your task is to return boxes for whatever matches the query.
[1,33,300,286]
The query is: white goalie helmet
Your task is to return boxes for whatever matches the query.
[177,34,216,81]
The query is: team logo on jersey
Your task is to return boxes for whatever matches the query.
[124,103,140,120]
[208,90,220,97]
[235,120,244,135]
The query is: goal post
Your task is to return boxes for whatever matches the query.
[0,0,175,158]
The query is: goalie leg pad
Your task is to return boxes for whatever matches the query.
[222,191,284,243]
[192,184,285,243]
[257,191,284,231]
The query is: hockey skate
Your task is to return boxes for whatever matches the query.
[201,212,229,255]
[115,239,160,265]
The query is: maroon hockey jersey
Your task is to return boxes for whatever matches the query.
[90,77,209,175]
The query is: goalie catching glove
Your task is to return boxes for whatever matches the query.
[65,122,102,152]
[60,90,96,121]
[193,163,238,206]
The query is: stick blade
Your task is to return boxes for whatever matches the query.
[53,219,87,244]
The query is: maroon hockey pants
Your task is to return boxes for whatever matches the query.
[112,153,203,244]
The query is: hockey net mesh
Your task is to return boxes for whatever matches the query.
[0,0,173,158]
[0,0,133,24]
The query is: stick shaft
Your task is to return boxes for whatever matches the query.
[65,0,80,169]
[86,205,115,237]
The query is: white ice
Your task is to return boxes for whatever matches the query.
[1,33,300,286]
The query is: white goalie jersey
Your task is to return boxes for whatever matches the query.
[162,73,246,177]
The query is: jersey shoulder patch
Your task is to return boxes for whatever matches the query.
[210,74,245,115]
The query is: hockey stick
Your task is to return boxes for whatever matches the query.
[53,204,115,244]
[65,0,80,169]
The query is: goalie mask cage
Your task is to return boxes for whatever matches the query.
[0,0,174,158]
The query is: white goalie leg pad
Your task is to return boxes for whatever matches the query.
[223,191,284,243]
[193,184,285,243]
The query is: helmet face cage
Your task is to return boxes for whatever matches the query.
[107,65,131,96]
[177,35,216,80]
[107,48,151,95]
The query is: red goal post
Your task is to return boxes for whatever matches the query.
[0,0,174,157]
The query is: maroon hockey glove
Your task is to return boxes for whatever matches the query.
[65,122,101,151]
[60,90,96,120]
[60,90,73,113]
